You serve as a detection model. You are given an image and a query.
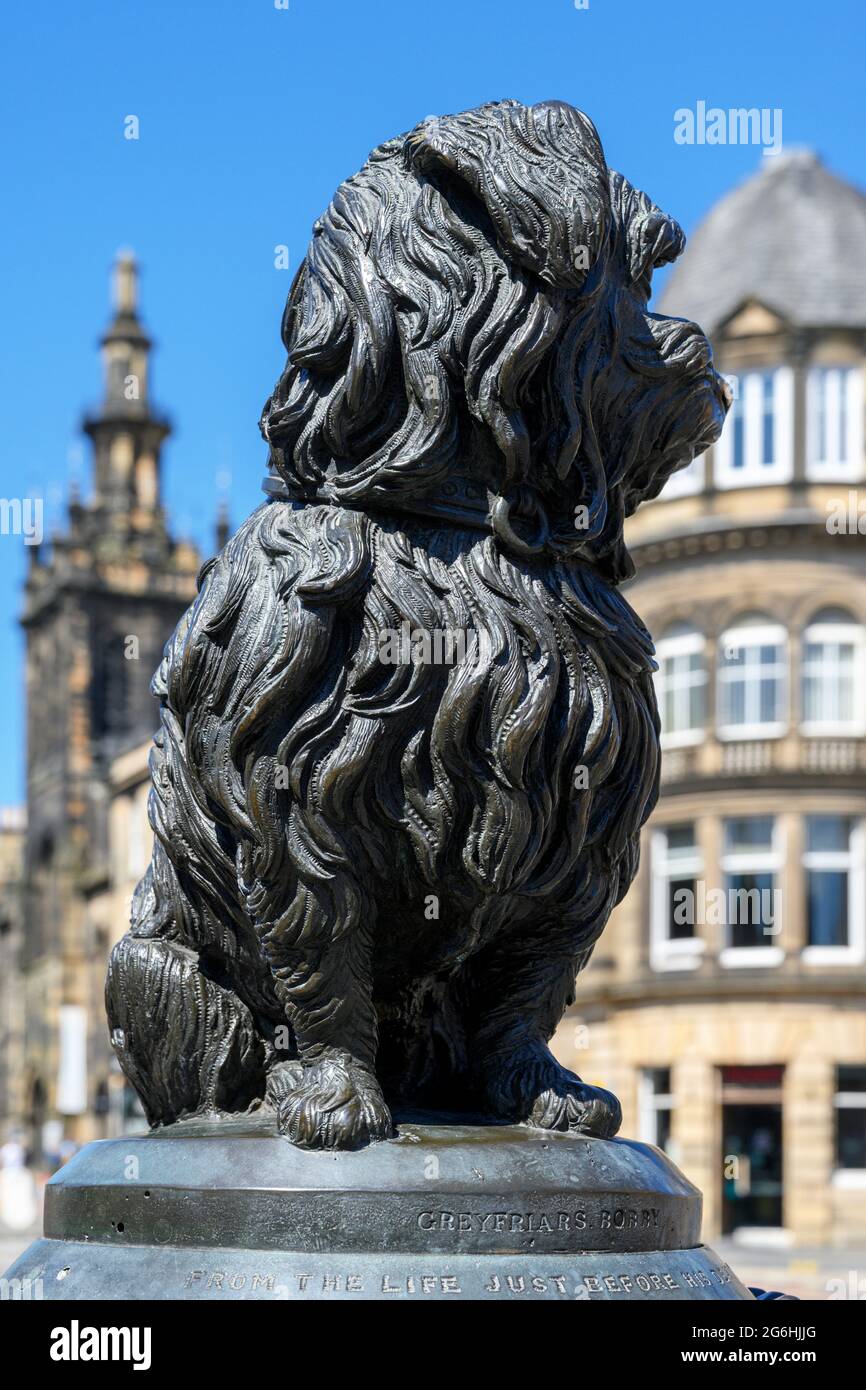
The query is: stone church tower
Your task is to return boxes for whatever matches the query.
[20,254,201,1155]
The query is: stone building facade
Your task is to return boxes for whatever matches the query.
[15,255,203,1157]
[553,152,866,1247]
[80,739,153,1139]
[0,807,27,1143]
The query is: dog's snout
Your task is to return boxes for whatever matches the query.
[707,366,733,421]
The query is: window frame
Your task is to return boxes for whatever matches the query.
[655,627,708,749]
[806,365,865,482]
[718,814,785,968]
[832,1065,866,1188]
[717,620,789,741]
[638,1067,677,1157]
[802,818,866,966]
[649,824,705,972]
[714,367,794,489]
[800,616,866,738]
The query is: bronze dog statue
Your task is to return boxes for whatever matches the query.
[106,100,727,1149]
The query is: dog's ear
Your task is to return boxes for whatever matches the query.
[608,171,686,292]
[404,100,610,290]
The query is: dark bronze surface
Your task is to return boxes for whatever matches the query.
[101,99,727,1152]
[5,1117,753,1300]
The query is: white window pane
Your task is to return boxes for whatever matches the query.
[807,367,865,480]
[846,368,864,474]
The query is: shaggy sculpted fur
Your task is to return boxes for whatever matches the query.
[106,99,727,1149]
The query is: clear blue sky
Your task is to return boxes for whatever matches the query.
[0,0,863,805]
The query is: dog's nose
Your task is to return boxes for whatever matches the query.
[719,375,734,408]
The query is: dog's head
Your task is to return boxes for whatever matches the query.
[261,99,728,580]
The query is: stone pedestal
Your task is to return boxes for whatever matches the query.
[4,1113,753,1300]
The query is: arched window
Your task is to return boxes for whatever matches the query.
[654,623,707,746]
[718,614,788,739]
[801,608,866,735]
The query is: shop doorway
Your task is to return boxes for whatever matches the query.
[721,1066,784,1234]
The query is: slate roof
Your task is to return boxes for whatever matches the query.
[657,151,866,334]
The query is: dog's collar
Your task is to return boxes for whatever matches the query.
[263,472,499,535]
[261,472,602,561]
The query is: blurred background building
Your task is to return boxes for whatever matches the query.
[1,253,217,1161]
[0,807,26,1142]
[0,153,864,1260]
[554,150,866,1249]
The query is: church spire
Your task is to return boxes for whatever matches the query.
[112,248,138,315]
[83,251,169,524]
[99,249,152,412]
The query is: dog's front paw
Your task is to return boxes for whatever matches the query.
[277,1054,394,1150]
[526,1072,622,1139]
[264,1058,306,1109]
[478,1042,621,1140]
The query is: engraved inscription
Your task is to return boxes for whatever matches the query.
[484,1275,569,1294]
[416,1207,661,1235]
[180,1258,736,1298]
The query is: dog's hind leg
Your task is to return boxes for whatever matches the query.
[105,855,267,1127]
[105,933,266,1127]
[262,879,394,1150]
